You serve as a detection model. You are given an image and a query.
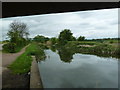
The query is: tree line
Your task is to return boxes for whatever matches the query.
[3,20,119,53]
[33,29,86,45]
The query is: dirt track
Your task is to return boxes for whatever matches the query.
[2,45,28,68]
[2,45,30,88]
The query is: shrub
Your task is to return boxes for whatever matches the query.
[26,43,46,61]
[3,43,17,53]
[109,41,113,44]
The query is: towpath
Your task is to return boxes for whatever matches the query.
[1,45,30,88]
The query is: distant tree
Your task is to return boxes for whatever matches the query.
[2,40,9,43]
[44,37,50,42]
[109,40,114,44]
[77,36,85,41]
[7,21,29,43]
[33,35,49,43]
[50,37,57,45]
[58,29,73,45]
[71,36,76,41]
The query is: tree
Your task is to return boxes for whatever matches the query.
[33,35,49,43]
[7,21,29,45]
[71,36,76,41]
[50,37,57,45]
[3,20,29,53]
[58,29,73,45]
[77,36,85,41]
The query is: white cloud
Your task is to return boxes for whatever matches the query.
[0,8,118,40]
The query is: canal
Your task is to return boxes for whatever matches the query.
[38,49,118,88]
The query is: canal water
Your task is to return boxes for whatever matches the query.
[38,49,118,88]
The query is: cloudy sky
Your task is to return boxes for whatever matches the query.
[0,8,118,40]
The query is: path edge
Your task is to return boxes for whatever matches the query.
[30,56,43,88]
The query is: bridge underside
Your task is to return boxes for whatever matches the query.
[2,2,118,18]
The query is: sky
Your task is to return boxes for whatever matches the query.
[0,8,119,40]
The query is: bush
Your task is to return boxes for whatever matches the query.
[109,41,113,44]
[26,43,46,61]
[3,43,17,53]
[38,43,48,49]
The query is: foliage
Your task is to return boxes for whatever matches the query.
[2,40,9,44]
[109,40,114,44]
[71,36,76,41]
[38,43,48,49]
[26,43,46,61]
[66,41,97,47]
[50,37,57,45]
[2,43,17,53]
[77,36,85,41]
[7,21,29,43]
[33,35,49,43]
[58,29,73,45]
[3,21,29,53]
[64,40,119,58]
[50,46,56,52]
[57,46,75,63]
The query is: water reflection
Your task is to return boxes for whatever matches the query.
[49,45,119,62]
[50,46,56,52]
[38,49,118,88]
[57,47,75,63]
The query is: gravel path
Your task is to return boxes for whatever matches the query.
[2,45,29,67]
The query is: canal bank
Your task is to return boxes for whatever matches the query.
[30,56,43,88]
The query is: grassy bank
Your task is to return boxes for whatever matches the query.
[8,42,46,74]
[77,44,119,58]
[57,40,119,58]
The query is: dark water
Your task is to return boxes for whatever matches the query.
[38,49,118,88]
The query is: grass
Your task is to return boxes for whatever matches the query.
[67,41,99,46]
[8,42,46,74]
[103,39,118,43]
[63,40,119,58]
[8,52,32,74]
[15,46,26,53]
